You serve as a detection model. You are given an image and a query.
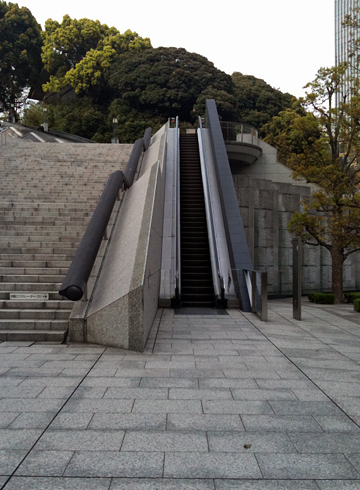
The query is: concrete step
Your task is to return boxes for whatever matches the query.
[0,309,70,320]
[0,319,69,330]
[0,329,67,342]
[0,267,69,275]
[0,300,73,309]
[0,274,65,283]
[0,261,71,268]
[0,291,64,300]
[0,282,63,293]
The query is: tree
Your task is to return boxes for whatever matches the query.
[232,72,294,134]
[41,15,151,95]
[262,103,322,165]
[193,87,237,121]
[106,47,233,122]
[0,2,43,118]
[285,64,360,302]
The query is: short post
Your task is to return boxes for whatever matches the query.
[43,107,48,132]
[261,272,268,321]
[251,271,256,313]
[112,118,119,144]
[292,237,302,320]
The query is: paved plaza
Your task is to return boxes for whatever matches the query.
[0,299,360,489]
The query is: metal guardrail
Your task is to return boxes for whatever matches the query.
[220,121,259,145]
[244,269,267,321]
[198,117,226,308]
[174,116,181,304]
[59,128,151,301]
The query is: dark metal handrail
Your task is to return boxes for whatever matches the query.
[198,116,226,308]
[59,171,129,301]
[59,128,151,301]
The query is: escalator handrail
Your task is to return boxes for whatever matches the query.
[198,117,225,301]
[174,116,181,300]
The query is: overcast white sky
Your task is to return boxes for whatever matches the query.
[18,0,335,98]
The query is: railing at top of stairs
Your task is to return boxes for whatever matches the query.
[198,116,226,308]
[59,128,152,301]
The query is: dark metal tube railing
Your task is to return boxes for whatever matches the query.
[125,138,144,186]
[59,171,126,301]
[143,128,152,151]
[59,128,151,301]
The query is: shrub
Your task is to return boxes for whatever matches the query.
[308,293,335,304]
[344,292,360,303]
[354,299,360,312]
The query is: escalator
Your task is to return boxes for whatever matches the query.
[180,133,215,307]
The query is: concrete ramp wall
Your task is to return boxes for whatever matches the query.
[76,125,167,351]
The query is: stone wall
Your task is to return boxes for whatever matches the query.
[232,140,359,295]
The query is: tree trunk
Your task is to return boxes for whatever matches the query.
[331,247,344,303]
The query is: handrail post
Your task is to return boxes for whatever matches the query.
[251,271,256,313]
[261,272,268,321]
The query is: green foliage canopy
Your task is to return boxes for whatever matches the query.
[106,47,233,121]
[0,1,42,114]
[232,72,294,134]
[42,15,151,94]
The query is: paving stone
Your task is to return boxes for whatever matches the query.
[36,430,125,451]
[15,450,73,476]
[241,415,323,432]
[256,453,360,479]
[63,399,133,413]
[133,400,202,413]
[164,452,261,478]
[313,415,360,432]
[139,377,198,388]
[49,413,93,430]
[65,451,164,478]
[231,389,297,401]
[0,398,64,412]
[317,481,360,489]
[104,388,168,399]
[199,379,257,389]
[89,413,166,430]
[208,431,296,453]
[215,481,319,489]
[167,414,244,431]
[0,429,42,450]
[0,412,19,428]
[122,430,208,452]
[203,400,273,415]
[269,401,342,416]
[19,377,82,387]
[81,377,141,387]
[9,412,55,429]
[110,479,215,489]
[0,449,27,474]
[169,388,232,400]
[4,477,111,489]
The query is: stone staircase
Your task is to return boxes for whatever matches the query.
[0,141,132,342]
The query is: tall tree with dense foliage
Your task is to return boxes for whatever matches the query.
[0,1,43,118]
[42,15,151,96]
[232,72,294,133]
[280,64,360,302]
[107,47,233,121]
